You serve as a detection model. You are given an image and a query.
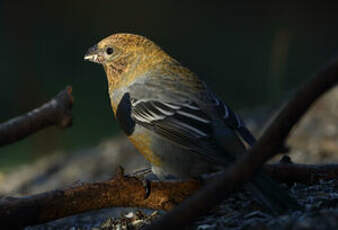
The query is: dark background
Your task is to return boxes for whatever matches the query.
[1,2,337,170]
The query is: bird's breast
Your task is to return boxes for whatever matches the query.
[128,131,162,167]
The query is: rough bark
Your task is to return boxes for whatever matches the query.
[0,168,199,229]
[2,163,338,229]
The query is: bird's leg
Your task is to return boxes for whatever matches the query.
[131,167,153,199]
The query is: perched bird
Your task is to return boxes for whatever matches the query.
[84,33,299,213]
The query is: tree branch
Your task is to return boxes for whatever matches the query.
[265,163,338,185]
[0,168,200,229]
[145,58,338,230]
[0,163,338,229]
[0,86,73,147]
[1,163,338,229]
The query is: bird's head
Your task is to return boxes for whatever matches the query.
[84,33,166,79]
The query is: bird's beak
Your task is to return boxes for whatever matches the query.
[84,44,103,63]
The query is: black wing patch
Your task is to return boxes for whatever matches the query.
[130,98,213,148]
[116,93,135,136]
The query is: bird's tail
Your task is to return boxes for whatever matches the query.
[247,170,301,214]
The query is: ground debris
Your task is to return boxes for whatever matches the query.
[192,179,338,230]
[98,210,160,230]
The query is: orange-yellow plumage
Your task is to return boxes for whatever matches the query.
[128,133,162,167]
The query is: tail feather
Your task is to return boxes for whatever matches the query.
[247,170,301,214]
[217,110,300,213]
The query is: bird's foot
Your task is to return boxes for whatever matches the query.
[131,168,152,199]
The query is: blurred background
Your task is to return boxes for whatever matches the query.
[1,2,338,171]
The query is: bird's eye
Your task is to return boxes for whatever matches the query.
[105,47,114,55]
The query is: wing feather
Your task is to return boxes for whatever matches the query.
[131,99,212,142]
[212,95,257,147]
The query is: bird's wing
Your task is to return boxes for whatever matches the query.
[125,73,222,162]
[130,97,216,150]
[126,70,255,162]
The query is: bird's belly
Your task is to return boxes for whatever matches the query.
[128,125,216,179]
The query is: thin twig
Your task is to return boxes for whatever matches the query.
[0,86,73,147]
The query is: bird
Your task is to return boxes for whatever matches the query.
[84,33,300,213]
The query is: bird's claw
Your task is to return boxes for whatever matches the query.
[130,168,152,199]
[142,178,151,199]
